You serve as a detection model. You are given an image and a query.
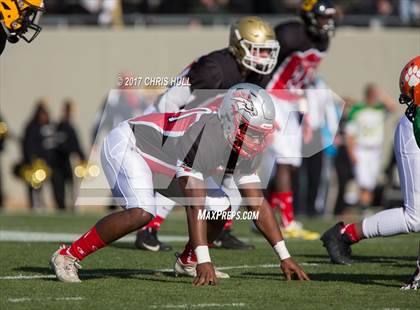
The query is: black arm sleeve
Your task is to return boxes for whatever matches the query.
[184,58,226,109]
[275,23,303,62]
[188,57,224,92]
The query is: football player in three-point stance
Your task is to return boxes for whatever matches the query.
[321,56,420,276]
[0,0,44,55]
[135,16,280,253]
[249,0,336,239]
[50,83,309,285]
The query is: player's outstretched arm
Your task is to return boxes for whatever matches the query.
[178,176,218,286]
[239,184,310,281]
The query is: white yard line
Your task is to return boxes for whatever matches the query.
[0,230,316,243]
[0,230,188,243]
[8,297,84,303]
[150,303,246,309]
[1,274,56,280]
[0,263,317,281]
[216,263,318,271]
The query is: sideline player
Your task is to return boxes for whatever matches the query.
[321,56,420,265]
[0,0,45,55]
[50,83,309,284]
[135,16,280,251]
[345,84,397,210]
[249,0,336,238]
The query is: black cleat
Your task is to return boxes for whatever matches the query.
[213,229,255,250]
[134,228,172,252]
[321,222,353,265]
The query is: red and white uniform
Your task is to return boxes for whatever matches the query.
[100,103,261,216]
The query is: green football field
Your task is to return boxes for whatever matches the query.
[0,210,419,310]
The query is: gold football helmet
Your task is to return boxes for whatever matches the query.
[229,16,280,75]
[0,0,44,43]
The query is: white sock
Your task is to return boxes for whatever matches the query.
[362,208,410,239]
[154,193,175,219]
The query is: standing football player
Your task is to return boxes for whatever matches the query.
[0,0,45,55]
[135,16,280,252]
[50,83,309,284]
[321,56,420,266]
[249,0,336,238]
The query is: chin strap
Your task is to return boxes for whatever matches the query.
[405,103,417,122]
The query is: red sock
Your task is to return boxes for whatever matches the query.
[269,192,294,227]
[60,226,106,261]
[143,216,165,231]
[178,242,197,265]
[340,223,361,243]
[223,219,233,231]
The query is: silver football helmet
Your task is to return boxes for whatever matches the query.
[218,83,276,159]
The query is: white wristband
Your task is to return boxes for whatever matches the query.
[273,240,291,260]
[194,245,211,264]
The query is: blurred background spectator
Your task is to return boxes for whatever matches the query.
[399,0,420,24]
[52,99,86,211]
[333,97,356,216]
[345,83,397,212]
[19,101,56,210]
[294,77,341,217]
[80,0,124,26]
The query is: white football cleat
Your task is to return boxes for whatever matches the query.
[174,255,230,279]
[50,245,82,283]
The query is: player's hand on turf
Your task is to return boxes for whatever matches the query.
[194,262,218,286]
[281,258,310,281]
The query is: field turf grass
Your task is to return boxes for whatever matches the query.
[0,211,419,310]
